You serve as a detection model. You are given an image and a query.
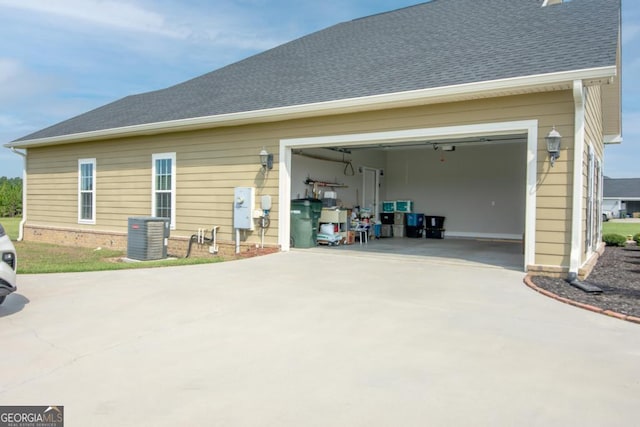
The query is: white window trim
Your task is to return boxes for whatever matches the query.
[586,145,595,254]
[152,152,176,229]
[78,158,96,225]
[596,157,603,246]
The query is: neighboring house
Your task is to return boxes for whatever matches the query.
[603,177,640,219]
[4,0,621,278]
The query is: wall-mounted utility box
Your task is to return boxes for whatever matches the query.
[127,217,170,261]
[234,187,255,230]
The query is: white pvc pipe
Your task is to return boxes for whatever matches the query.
[10,148,27,241]
[212,226,219,253]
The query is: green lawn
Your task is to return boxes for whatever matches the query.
[602,221,640,237]
[0,217,21,240]
[12,241,223,274]
[2,217,224,274]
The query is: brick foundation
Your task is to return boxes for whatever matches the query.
[577,242,606,280]
[527,242,606,280]
[24,225,128,249]
[526,264,569,279]
[23,225,280,260]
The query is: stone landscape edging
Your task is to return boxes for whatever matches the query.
[524,275,640,325]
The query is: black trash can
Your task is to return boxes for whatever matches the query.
[425,215,445,239]
[406,226,424,238]
[425,216,445,228]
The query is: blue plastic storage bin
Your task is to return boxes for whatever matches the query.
[405,213,425,227]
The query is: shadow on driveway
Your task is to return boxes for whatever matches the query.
[0,293,29,317]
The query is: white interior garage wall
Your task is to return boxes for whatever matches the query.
[290,149,386,207]
[290,143,525,239]
[385,143,526,239]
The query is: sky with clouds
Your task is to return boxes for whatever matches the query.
[0,0,637,179]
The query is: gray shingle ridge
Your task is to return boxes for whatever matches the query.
[350,1,434,21]
[16,0,620,142]
[604,177,640,198]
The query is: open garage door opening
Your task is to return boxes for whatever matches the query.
[279,122,538,271]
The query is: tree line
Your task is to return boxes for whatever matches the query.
[0,177,22,217]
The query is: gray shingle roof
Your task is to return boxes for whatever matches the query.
[17,0,620,142]
[604,178,640,198]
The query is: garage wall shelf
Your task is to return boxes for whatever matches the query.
[319,208,350,240]
[304,178,348,188]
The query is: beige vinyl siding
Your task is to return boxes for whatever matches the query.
[533,91,575,270]
[602,42,622,139]
[535,247,570,268]
[27,134,280,243]
[26,90,575,266]
[585,85,604,159]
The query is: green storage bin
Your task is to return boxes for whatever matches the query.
[290,199,323,248]
[382,201,396,213]
[395,200,413,213]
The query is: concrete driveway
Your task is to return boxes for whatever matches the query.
[1,251,639,426]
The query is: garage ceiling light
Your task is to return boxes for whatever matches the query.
[431,143,455,151]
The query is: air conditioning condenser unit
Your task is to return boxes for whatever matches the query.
[127,217,170,261]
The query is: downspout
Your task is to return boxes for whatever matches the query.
[10,147,27,241]
[278,142,292,251]
[569,80,585,278]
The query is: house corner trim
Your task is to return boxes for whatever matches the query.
[570,80,586,275]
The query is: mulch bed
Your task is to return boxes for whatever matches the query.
[530,243,640,319]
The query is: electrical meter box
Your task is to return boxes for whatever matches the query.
[234,187,255,230]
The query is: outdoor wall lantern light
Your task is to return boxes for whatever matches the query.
[259,148,273,172]
[545,126,562,167]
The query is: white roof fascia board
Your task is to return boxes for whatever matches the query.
[5,66,616,149]
[604,134,622,144]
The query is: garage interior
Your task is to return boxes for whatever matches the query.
[289,133,527,270]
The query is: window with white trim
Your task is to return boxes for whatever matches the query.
[586,147,595,252]
[78,158,96,224]
[152,153,176,229]
[595,157,603,247]
[585,145,602,253]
